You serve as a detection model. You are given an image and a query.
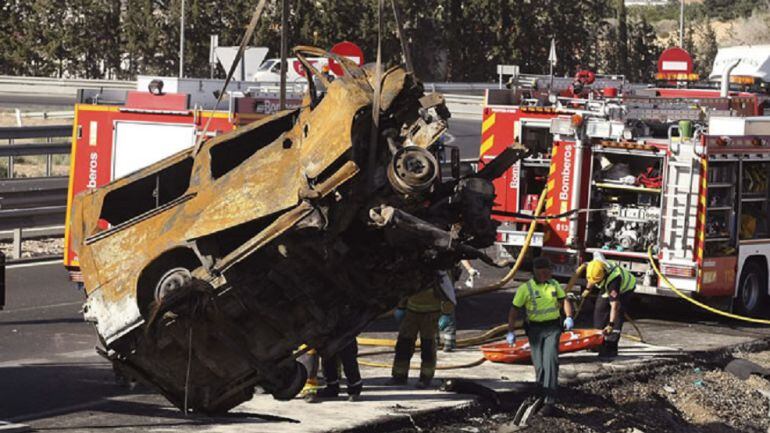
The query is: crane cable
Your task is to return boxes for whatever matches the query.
[647,246,770,325]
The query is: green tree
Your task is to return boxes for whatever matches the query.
[695,19,719,78]
[627,17,659,82]
[616,0,628,76]
[0,2,36,75]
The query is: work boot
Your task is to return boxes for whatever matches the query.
[386,376,407,386]
[347,381,363,398]
[416,377,432,389]
[538,403,558,417]
[597,346,618,361]
[347,394,362,402]
[304,384,339,403]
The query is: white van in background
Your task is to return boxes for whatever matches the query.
[253,57,330,82]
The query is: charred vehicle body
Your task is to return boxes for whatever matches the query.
[68,47,526,413]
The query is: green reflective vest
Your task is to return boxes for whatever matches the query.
[512,278,565,322]
[598,262,636,297]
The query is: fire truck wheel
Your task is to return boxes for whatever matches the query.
[736,260,768,317]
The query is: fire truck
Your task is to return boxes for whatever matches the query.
[63,76,304,281]
[482,51,770,315]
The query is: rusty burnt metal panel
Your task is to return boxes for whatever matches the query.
[70,46,531,414]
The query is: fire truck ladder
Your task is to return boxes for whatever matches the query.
[661,136,700,260]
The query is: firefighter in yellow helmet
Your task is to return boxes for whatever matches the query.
[585,258,636,359]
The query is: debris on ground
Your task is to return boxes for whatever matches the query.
[0,237,63,258]
[399,352,770,433]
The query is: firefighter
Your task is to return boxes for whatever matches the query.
[389,277,452,388]
[321,64,335,82]
[306,338,363,402]
[506,256,573,416]
[585,258,636,358]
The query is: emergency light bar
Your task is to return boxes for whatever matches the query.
[656,72,700,81]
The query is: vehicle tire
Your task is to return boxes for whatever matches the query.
[271,361,308,401]
[137,249,200,318]
[154,267,192,304]
[736,260,769,317]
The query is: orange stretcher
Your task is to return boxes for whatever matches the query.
[480,329,605,363]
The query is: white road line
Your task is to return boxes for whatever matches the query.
[0,421,32,433]
[6,259,63,269]
[0,301,81,314]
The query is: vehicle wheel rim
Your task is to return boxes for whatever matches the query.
[155,268,192,303]
[741,274,760,312]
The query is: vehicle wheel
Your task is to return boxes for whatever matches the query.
[271,361,308,401]
[154,267,192,304]
[736,261,768,317]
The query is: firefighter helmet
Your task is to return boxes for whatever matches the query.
[586,260,606,285]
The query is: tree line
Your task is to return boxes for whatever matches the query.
[0,0,665,82]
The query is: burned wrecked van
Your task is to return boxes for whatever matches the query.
[68,46,523,413]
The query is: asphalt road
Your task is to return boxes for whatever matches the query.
[0,93,74,110]
[445,118,481,160]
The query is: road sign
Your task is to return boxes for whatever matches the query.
[329,41,364,76]
[658,47,693,75]
[548,39,557,66]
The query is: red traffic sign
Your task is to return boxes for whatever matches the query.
[657,47,694,75]
[329,41,364,76]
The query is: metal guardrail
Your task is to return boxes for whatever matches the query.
[0,125,71,259]
[0,75,134,92]
[444,93,484,119]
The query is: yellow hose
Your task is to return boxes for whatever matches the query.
[356,324,510,349]
[357,357,487,370]
[460,188,548,299]
[648,247,770,325]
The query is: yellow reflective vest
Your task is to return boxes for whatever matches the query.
[512,278,565,322]
[597,262,636,297]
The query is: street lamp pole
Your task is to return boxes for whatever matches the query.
[280,0,288,110]
[679,0,684,48]
[179,0,186,78]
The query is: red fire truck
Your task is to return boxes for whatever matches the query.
[482,55,770,315]
[63,76,303,281]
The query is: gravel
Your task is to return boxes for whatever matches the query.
[396,351,770,433]
[0,237,63,259]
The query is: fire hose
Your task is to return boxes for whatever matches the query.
[647,246,770,325]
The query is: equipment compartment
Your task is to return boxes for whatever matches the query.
[586,146,664,253]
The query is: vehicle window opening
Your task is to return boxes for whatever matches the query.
[210,113,295,179]
[99,158,194,225]
[520,125,553,159]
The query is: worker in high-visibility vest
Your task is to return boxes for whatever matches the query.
[507,256,573,416]
[389,279,453,389]
[585,259,636,358]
